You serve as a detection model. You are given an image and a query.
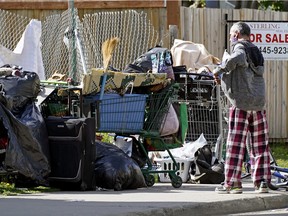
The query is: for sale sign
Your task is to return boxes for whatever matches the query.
[247,22,288,60]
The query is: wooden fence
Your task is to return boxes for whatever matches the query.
[180,7,288,142]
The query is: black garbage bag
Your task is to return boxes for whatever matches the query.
[0,68,40,116]
[190,145,224,184]
[130,136,147,168]
[94,141,146,191]
[1,101,50,185]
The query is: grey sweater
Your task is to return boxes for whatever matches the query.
[213,41,266,111]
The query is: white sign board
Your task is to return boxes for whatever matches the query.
[247,22,288,60]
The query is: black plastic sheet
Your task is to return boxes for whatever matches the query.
[1,101,50,184]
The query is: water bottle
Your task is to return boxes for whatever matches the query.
[151,53,158,73]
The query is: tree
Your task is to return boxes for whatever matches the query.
[182,0,287,11]
[258,0,284,11]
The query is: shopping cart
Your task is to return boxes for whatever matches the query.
[88,73,183,188]
[174,71,225,160]
[139,83,183,188]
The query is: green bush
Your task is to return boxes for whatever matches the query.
[270,142,288,167]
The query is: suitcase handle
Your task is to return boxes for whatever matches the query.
[68,87,83,117]
[173,72,214,80]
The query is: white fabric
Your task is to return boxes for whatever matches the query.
[0,19,45,80]
[171,39,220,73]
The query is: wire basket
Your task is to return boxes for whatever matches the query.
[144,83,179,132]
[143,83,181,150]
[90,93,148,134]
[47,103,68,117]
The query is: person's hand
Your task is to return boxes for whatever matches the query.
[212,67,221,85]
[213,74,221,85]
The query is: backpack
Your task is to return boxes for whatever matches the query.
[233,40,264,68]
[190,145,225,184]
[123,46,175,79]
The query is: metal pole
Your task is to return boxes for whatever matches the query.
[225,13,228,50]
[68,0,77,84]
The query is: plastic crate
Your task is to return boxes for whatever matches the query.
[155,158,192,183]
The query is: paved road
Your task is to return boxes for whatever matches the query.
[1,181,288,216]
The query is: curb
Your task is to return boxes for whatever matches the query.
[118,194,288,216]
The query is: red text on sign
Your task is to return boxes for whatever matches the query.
[250,33,288,43]
[250,34,262,42]
[265,34,288,43]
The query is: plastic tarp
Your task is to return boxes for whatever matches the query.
[0,19,45,80]
[0,96,50,184]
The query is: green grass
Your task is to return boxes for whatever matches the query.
[0,182,58,196]
[96,132,114,143]
[270,142,288,168]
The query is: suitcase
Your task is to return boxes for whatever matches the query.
[45,117,96,191]
[174,71,216,101]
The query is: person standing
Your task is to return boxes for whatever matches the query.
[213,21,271,194]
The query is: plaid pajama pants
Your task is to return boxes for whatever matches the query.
[224,106,271,188]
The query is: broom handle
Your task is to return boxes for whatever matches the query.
[99,73,107,100]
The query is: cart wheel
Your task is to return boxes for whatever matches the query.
[145,174,155,187]
[80,182,87,191]
[171,176,182,188]
[268,173,282,190]
[268,182,279,190]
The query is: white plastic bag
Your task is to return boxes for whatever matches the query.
[157,133,208,159]
[160,104,179,137]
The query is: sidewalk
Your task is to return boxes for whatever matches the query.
[1,180,288,216]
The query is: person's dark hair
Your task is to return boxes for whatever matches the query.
[231,21,251,36]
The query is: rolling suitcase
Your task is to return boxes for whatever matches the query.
[45,117,96,191]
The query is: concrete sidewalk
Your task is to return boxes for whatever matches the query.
[1,180,288,216]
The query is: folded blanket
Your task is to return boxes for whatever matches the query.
[82,68,167,95]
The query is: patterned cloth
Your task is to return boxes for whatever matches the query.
[82,69,167,95]
[224,106,271,188]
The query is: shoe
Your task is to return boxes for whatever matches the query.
[255,181,269,193]
[215,185,243,194]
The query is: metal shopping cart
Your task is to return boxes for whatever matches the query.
[87,74,184,188]
[174,71,225,160]
[139,83,184,188]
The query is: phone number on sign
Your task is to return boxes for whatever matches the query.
[258,46,288,54]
